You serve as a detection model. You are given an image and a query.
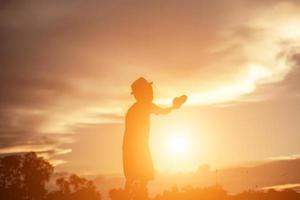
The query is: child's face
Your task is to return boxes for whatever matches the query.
[133,85,153,102]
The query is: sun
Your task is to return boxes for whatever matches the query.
[152,123,202,172]
[166,134,188,154]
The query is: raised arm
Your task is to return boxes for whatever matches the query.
[151,95,188,115]
[152,104,174,115]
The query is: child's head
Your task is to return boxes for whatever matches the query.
[131,77,153,102]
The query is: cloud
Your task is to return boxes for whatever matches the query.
[261,183,300,191]
[1,0,300,168]
[182,1,300,105]
[268,154,300,161]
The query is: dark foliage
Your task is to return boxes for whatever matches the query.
[110,185,300,200]
[0,152,53,200]
[47,174,101,200]
[1,152,300,200]
[0,152,101,200]
[232,189,300,200]
[154,185,228,200]
[153,185,300,200]
[110,183,149,200]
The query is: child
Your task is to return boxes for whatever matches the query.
[123,77,187,198]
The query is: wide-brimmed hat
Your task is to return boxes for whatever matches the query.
[131,77,153,94]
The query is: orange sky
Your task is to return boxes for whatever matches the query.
[0,0,300,175]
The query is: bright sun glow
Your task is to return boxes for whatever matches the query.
[152,123,202,173]
[166,134,188,154]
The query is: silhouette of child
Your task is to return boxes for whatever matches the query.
[123,77,187,197]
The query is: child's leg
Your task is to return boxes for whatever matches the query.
[140,181,148,190]
[124,179,134,193]
[136,181,148,199]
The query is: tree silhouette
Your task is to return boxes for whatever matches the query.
[152,185,300,200]
[0,152,53,200]
[1,152,300,200]
[47,174,101,200]
[153,185,228,200]
[110,184,149,200]
[0,152,102,200]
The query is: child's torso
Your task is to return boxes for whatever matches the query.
[123,102,153,149]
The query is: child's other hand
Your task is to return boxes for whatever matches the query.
[173,95,188,109]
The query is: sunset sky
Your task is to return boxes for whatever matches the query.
[1,0,300,175]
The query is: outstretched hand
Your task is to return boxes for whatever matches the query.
[173,95,188,109]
